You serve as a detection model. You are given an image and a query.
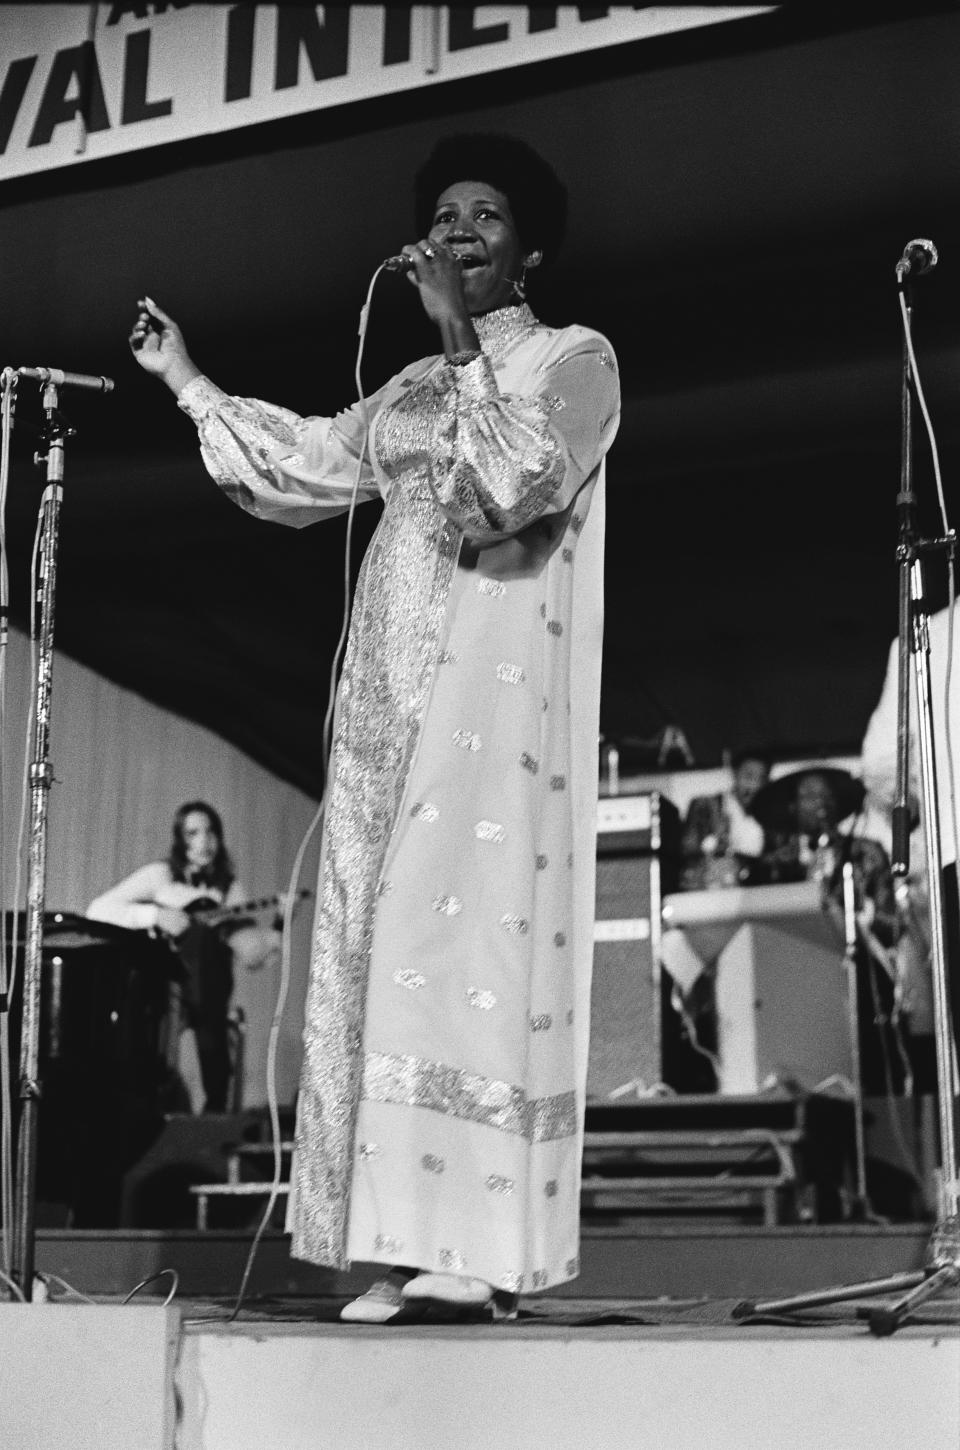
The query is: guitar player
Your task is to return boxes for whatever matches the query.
[86,800,282,1111]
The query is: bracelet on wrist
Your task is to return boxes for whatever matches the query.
[447,349,482,368]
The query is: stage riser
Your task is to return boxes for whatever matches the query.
[34,1225,932,1300]
[0,1305,178,1450]
[176,1330,959,1450]
[1,1304,956,1450]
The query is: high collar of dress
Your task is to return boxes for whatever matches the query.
[472,302,540,364]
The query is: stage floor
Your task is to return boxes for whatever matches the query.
[3,1282,957,1450]
[10,1222,960,1449]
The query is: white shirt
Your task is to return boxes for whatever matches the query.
[861,602,960,867]
[86,861,246,931]
[725,791,766,858]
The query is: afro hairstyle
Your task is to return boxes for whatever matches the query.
[414,133,568,269]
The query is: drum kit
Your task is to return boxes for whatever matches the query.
[3,910,187,1225]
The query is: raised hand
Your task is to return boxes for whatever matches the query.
[128,296,200,395]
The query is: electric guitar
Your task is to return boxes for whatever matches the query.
[184,887,312,932]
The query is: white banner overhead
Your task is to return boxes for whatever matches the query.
[0,5,775,184]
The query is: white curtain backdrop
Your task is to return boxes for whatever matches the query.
[2,626,321,1107]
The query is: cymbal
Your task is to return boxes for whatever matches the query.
[749,766,866,832]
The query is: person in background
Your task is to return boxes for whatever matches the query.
[87,800,279,1111]
[680,747,771,889]
[861,603,960,1071]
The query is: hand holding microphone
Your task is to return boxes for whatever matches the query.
[384,239,469,329]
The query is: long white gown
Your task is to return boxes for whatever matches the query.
[178,302,620,1292]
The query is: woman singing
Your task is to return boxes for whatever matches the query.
[129,134,620,1321]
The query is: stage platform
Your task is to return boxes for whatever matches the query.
[176,1312,959,1450]
[2,1289,958,1450]
[6,1221,955,1449]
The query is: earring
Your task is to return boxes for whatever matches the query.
[511,265,528,302]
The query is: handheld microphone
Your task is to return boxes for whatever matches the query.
[16,366,115,393]
[897,238,938,281]
[382,253,465,273]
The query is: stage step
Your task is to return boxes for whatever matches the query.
[189,1182,289,1231]
[582,1120,801,1222]
[34,1223,939,1302]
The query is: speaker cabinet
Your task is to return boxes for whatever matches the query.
[588,794,677,1100]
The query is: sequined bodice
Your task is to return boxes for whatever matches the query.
[374,303,544,493]
[472,302,542,365]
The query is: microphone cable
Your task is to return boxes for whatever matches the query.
[227,263,391,1320]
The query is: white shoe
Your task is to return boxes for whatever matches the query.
[340,1272,422,1324]
[401,1273,493,1307]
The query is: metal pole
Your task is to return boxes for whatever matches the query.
[909,557,959,1220]
[11,383,67,1298]
[841,862,869,1211]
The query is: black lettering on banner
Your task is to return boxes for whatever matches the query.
[107,3,191,23]
[383,5,413,67]
[448,8,510,51]
[274,6,350,92]
[121,30,173,124]
[528,7,612,32]
[28,42,111,149]
[107,4,153,21]
[0,55,36,155]
[225,3,256,102]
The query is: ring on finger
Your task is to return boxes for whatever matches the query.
[422,244,435,258]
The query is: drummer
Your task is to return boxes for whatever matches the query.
[86,801,280,1110]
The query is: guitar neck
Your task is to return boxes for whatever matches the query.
[193,887,310,928]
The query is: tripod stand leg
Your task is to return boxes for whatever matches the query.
[732,1270,926,1319]
[864,1264,960,1337]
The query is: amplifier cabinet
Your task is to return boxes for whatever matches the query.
[661,882,851,1095]
[588,793,673,1100]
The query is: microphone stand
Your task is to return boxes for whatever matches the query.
[4,371,76,1299]
[840,861,870,1219]
[733,246,959,1335]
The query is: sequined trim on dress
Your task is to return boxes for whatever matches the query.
[363,1051,578,1142]
[290,458,461,1269]
[472,302,543,365]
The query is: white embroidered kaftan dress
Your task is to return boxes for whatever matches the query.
[178,302,620,1292]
